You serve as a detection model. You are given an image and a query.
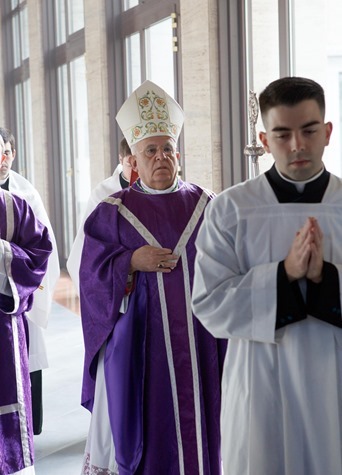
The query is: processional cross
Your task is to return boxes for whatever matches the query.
[244,90,265,178]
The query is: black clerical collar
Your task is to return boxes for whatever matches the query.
[0,176,9,191]
[119,171,130,189]
[265,164,330,203]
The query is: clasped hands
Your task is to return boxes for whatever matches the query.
[284,217,323,284]
[130,245,178,274]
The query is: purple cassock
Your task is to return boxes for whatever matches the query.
[0,189,52,474]
[80,180,227,475]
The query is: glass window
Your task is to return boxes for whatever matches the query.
[23,79,33,180]
[55,0,67,46]
[68,0,84,35]
[248,0,342,177]
[14,79,34,181]
[8,0,34,183]
[251,1,279,93]
[119,3,181,176]
[124,16,176,97]
[339,72,342,155]
[125,32,141,95]
[57,65,74,257]
[293,0,342,177]
[123,0,139,11]
[20,6,29,60]
[11,2,29,68]
[250,0,279,175]
[145,17,175,97]
[14,84,24,172]
[12,11,21,68]
[42,0,87,263]
[70,56,91,228]
[56,57,90,258]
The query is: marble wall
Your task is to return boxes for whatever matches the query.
[180,0,222,192]
[28,0,50,205]
[84,0,111,186]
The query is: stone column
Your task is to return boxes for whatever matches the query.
[180,0,222,193]
[28,0,49,204]
[83,0,111,187]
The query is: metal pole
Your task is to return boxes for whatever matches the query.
[244,90,265,178]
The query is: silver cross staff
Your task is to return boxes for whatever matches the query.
[244,90,265,178]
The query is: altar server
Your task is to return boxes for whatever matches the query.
[193,76,341,475]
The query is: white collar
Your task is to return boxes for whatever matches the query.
[275,165,324,193]
[139,178,178,194]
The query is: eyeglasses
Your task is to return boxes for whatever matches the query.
[138,143,176,159]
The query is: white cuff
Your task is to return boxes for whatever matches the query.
[0,241,12,297]
[119,295,129,314]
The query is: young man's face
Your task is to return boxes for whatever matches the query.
[0,141,15,180]
[119,153,133,182]
[259,99,333,181]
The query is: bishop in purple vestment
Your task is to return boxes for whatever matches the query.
[0,185,52,474]
[79,81,225,475]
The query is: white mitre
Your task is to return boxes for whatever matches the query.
[116,80,185,147]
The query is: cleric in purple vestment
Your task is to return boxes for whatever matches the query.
[0,137,52,475]
[79,80,226,475]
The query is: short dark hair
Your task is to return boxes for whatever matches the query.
[259,77,326,121]
[0,127,16,151]
[119,137,131,157]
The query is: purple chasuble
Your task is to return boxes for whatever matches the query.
[80,180,226,475]
[0,189,52,474]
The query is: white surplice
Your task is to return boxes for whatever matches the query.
[67,164,122,295]
[7,170,60,372]
[192,172,342,475]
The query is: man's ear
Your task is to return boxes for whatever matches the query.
[325,122,333,145]
[259,132,270,153]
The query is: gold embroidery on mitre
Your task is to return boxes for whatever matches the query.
[130,88,178,144]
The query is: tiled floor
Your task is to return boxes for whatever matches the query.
[53,270,80,316]
[34,270,90,475]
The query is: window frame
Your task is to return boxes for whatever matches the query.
[42,1,86,266]
[107,0,182,175]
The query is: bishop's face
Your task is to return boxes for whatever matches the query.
[259,99,332,181]
[131,136,180,190]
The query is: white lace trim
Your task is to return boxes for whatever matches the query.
[82,453,119,475]
[12,316,31,467]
